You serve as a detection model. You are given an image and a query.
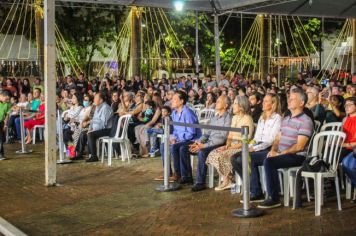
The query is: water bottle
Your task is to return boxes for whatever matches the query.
[230,183,237,194]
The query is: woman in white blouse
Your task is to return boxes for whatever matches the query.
[231,93,282,180]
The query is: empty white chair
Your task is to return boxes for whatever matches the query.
[100,114,132,166]
[300,131,346,216]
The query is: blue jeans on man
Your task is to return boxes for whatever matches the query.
[195,145,222,184]
[263,154,305,201]
[170,140,194,179]
[249,150,269,197]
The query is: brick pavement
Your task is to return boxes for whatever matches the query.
[0,143,355,235]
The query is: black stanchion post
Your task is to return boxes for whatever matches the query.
[232,126,263,218]
[16,108,32,154]
[156,117,180,192]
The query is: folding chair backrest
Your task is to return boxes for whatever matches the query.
[199,109,215,121]
[116,114,132,139]
[314,120,321,132]
[193,104,205,111]
[311,131,346,172]
[320,122,342,132]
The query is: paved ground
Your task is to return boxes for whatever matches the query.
[0,143,356,236]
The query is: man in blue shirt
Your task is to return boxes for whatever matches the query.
[169,91,201,184]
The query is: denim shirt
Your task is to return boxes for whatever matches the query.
[90,102,113,131]
[171,105,201,142]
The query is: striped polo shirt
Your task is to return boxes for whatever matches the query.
[278,112,313,153]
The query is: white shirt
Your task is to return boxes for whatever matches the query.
[251,112,282,152]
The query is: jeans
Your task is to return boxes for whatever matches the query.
[264,154,305,201]
[15,117,29,139]
[231,149,269,197]
[170,140,193,178]
[250,150,269,197]
[195,145,221,184]
[147,128,164,150]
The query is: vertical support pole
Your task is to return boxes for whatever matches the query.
[320,17,324,71]
[195,11,199,75]
[259,14,270,81]
[240,13,243,74]
[232,126,262,218]
[352,19,356,74]
[130,7,141,78]
[278,15,281,87]
[156,117,180,192]
[44,0,57,186]
[241,126,250,211]
[214,14,221,83]
[163,117,170,188]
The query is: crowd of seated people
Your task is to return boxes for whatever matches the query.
[0,70,355,207]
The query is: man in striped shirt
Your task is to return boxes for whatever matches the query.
[257,88,313,209]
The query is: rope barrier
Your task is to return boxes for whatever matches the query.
[156,117,263,218]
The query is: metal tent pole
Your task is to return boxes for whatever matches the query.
[214,14,221,82]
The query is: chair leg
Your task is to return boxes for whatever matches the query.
[125,141,131,163]
[335,175,342,211]
[208,164,214,188]
[346,177,352,200]
[101,142,105,163]
[120,143,125,161]
[191,155,194,169]
[279,171,284,194]
[97,140,100,157]
[305,178,311,202]
[108,141,113,166]
[32,128,36,144]
[315,175,322,216]
[339,165,345,190]
[283,170,290,207]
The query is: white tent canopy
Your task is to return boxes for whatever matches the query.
[59,0,356,18]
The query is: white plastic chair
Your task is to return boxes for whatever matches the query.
[320,122,342,132]
[346,176,356,200]
[100,114,132,166]
[32,125,45,144]
[300,131,346,216]
[198,109,215,121]
[193,104,205,111]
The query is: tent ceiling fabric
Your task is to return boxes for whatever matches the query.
[58,0,282,12]
[242,0,356,18]
[59,0,356,18]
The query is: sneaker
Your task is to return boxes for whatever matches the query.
[257,198,281,209]
[86,156,99,163]
[179,177,193,185]
[239,194,265,203]
[149,148,159,157]
[191,183,207,192]
[0,155,5,161]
